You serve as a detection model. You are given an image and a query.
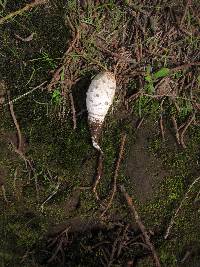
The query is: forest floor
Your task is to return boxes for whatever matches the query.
[0,1,200,267]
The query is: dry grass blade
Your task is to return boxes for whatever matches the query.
[119,185,161,267]
[165,176,200,239]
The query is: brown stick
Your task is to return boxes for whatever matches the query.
[1,185,9,204]
[101,134,127,217]
[8,92,34,172]
[170,62,200,73]
[171,115,180,145]
[180,112,196,148]
[48,31,79,91]
[8,91,22,151]
[119,185,161,267]
[0,0,48,25]
[69,91,77,130]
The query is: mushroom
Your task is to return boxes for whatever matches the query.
[86,71,116,153]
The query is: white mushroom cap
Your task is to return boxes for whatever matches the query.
[86,72,116,123]
[86,71,116,152]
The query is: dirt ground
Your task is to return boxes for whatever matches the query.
[0,1,200,267]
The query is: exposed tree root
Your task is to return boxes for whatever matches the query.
[120,185,161,267]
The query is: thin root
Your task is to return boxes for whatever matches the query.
[101,134,127,218]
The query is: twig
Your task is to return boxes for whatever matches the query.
[136,117,145,130]
[15,32,35,42]
[8,91,22,151]
[170,62,200,73]
[8,91,34,171]
[180,112,196,148]
[171,115,180,145]
[101,134,127,217]
[1,185,9,204]
[48,227,71,263]
[119,185,161,267]
[0,0,48,25]
[69,91,77,130]
[165,176,200,239]
[47,31,80,91]
[93,152,103,200]
[107,231,121,267]
[4,81,47,106]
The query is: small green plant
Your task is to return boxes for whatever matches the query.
[51,88,62,105]
[134,95,160,118]
[144,65,170,93]
[177,99,193,121]
[31,52,57,69]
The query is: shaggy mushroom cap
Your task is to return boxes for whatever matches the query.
[86,71,116,152]
[86,71,116,123]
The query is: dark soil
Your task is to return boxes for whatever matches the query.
[126,120,170,202]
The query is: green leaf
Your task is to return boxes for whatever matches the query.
[145,74,152,83]
[153,67,170,79]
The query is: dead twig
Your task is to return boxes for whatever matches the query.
[48,227,71,264]
[69,91,77,130]
[8,91,34,171]
[165,176,200,239]
[8,91,22,151]
[1,185,9,204]
[180,112,196,148]
[4,81,47,106]
[170,62,200,73]
[136,117,145,130]
[15,32,35,42]
[171,115,180,145]
[107,230,121,267]
[48,31,80,91]
[101,134,127,218]
[119,185,161,267]
[0,0,48,25]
